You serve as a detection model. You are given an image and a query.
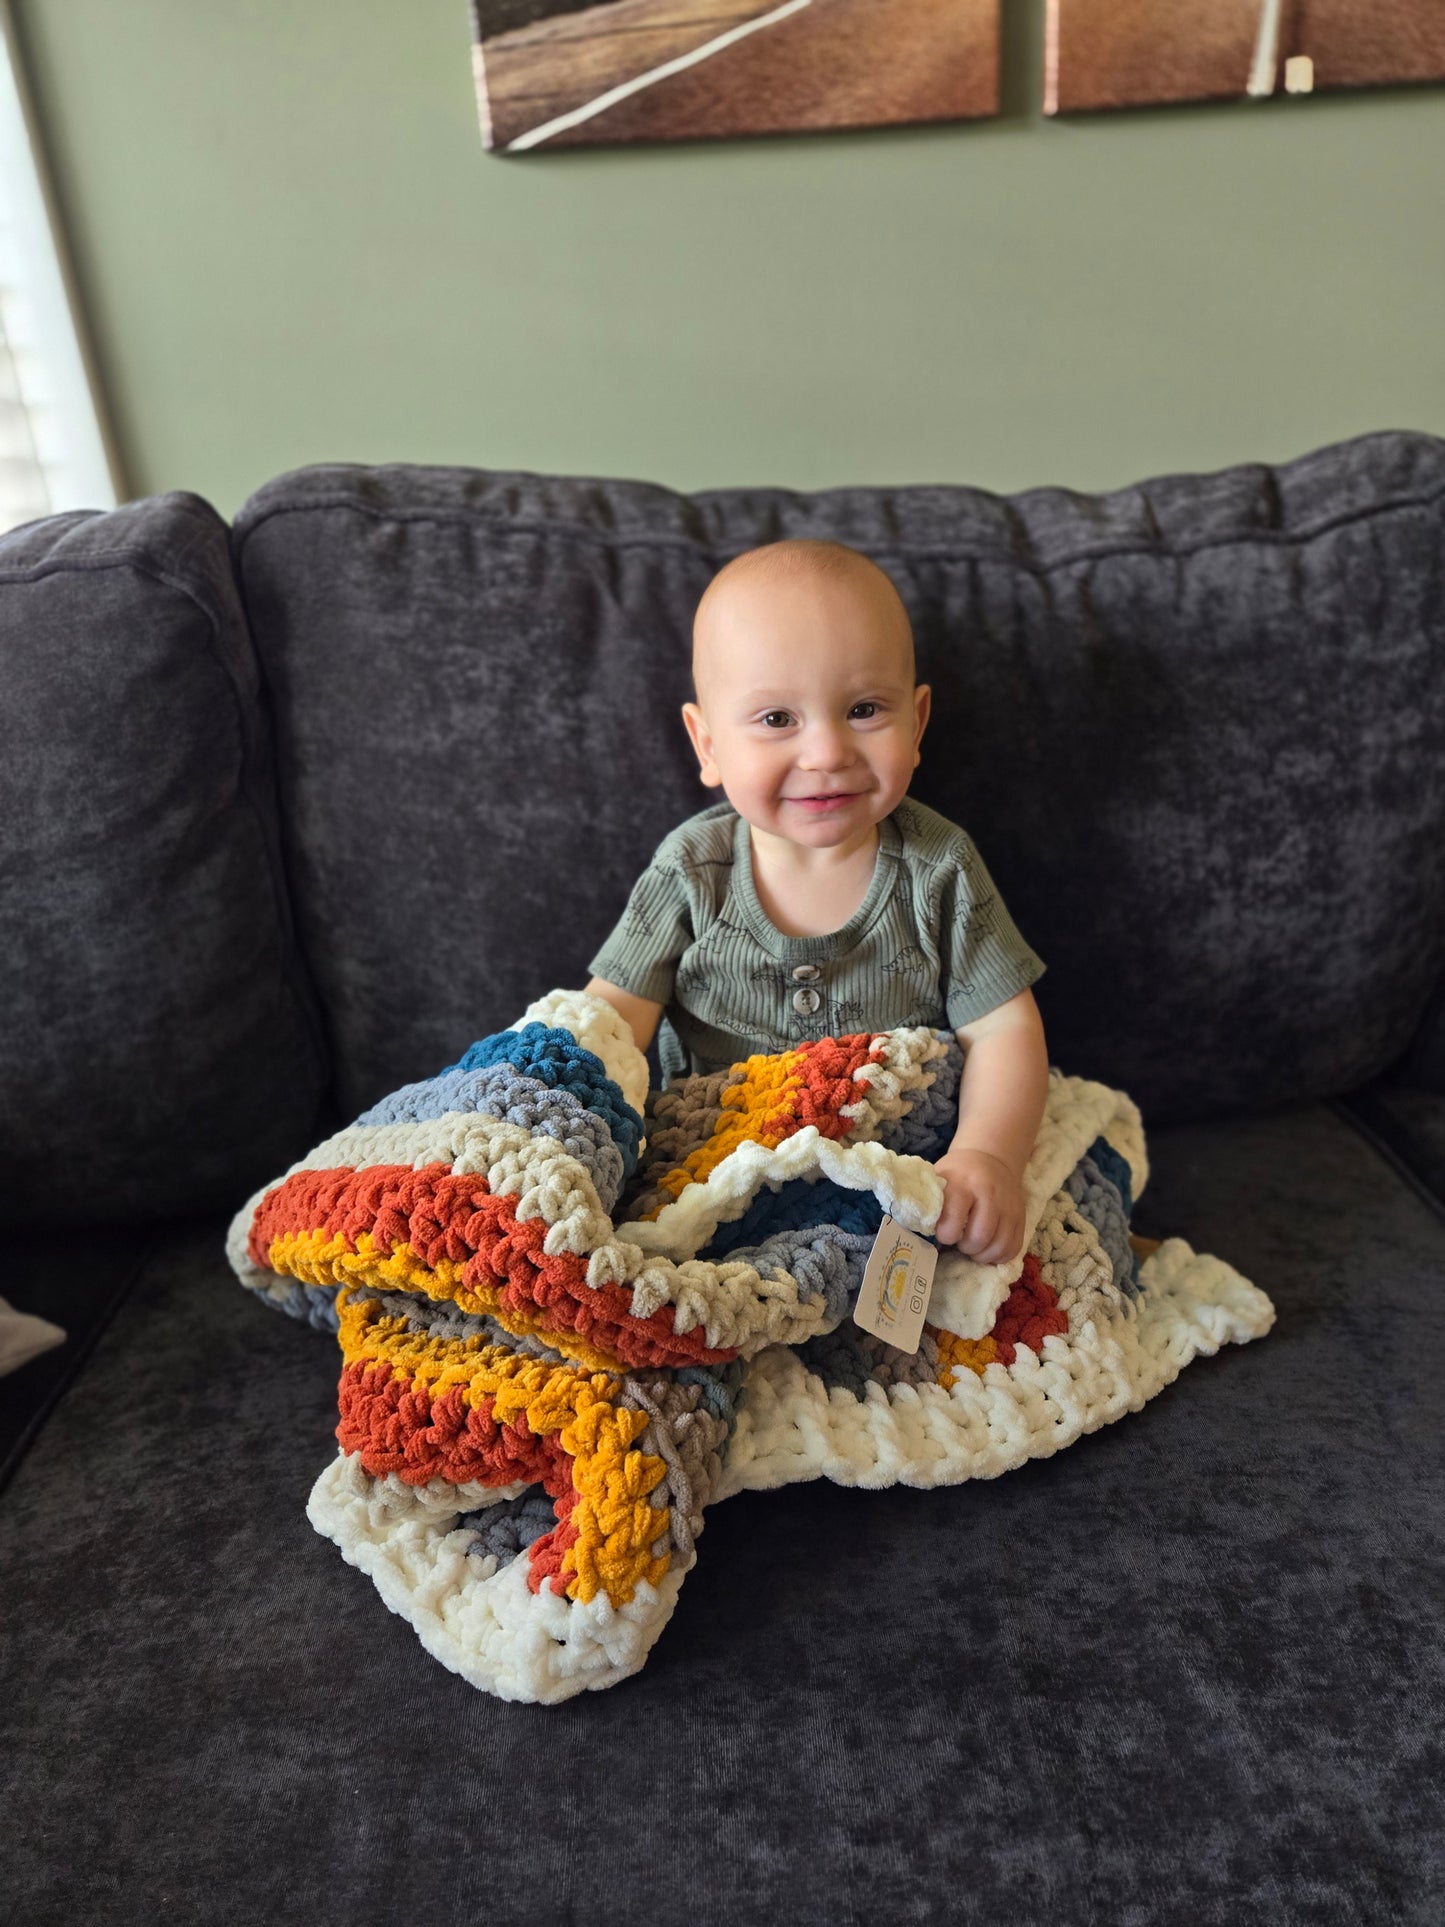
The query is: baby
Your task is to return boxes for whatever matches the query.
[584,539,1051,1267]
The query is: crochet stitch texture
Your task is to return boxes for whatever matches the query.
[227,990,1275,1704]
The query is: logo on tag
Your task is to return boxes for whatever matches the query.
[852,1214,938,1356]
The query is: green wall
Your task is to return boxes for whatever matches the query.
[15,0,1445,518]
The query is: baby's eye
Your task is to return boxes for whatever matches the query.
[850,702,879,720]
[762,710,793,728]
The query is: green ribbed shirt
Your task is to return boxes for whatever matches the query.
[589,797,1046,1087]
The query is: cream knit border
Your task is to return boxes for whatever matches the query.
[305,1238,1273,1705]
[307,1451,688,1705]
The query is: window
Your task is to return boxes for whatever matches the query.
[0,3,118,536]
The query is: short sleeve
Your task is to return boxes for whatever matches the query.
[587,861,694,1007]
[941,835,1046,1030]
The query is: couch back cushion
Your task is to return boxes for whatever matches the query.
[231,432,1445,1126]
[0,494,329,1226]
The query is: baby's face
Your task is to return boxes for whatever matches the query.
[682,565,930,852]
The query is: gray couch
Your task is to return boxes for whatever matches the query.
[3,431,1443,1926]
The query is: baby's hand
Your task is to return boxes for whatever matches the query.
[932,1148,1026,1266]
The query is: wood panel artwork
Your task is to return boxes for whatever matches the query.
[470,0,1001,153]
[1046,0,1445,114]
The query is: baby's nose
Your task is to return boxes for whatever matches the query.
[798,721,854,768]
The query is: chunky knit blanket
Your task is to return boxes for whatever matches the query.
[227,990,1274,1705]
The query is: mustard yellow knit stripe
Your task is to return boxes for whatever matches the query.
[265,1227,628,1375]
[556,1395,674,1605]
[929,1326,998,1389]
[337,1290,671,1606]
[647,1047,807,1212]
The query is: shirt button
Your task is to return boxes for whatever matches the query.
[793,987,822,1015]
[791,964,822,983]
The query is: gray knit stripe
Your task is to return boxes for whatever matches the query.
[589,797,1045,1085]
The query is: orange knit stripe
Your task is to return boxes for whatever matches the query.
[251,1162,740,1370]
[989,1258,1069,1363]
[337,1353,565,1488]
[763,1033,885,1140]
[336,1358,584,1595]
[927,1258,1068,1387]
[270,1224,634,1375]
[335,1292,672,1605]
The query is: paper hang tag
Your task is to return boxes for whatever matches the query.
[851,1214,939,1356]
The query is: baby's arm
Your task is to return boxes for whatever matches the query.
[933,988,1051,1265]
[584,976,664,1057]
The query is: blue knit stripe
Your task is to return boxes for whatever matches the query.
[436,1023,645,1173]
[444,1023,643,1169]
[699,1178,887,1328]
[869,1035,964,1160]
[701,1175,886,1260]
[1070,1139,1142,1298]
[1086,1135,1135,1217]
[357,1060,630,1209]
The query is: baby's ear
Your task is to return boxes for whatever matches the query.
[681,702,721,786]
[912,682,933,753]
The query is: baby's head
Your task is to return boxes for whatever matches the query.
[682,539,931,850]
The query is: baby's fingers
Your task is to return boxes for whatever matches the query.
[960,1194,1001,1259]
[974,1211,1024,1268]
[934,1179,975,1247]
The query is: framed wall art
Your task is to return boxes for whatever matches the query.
[471,0,1001,153]
[1045,0,1445,115]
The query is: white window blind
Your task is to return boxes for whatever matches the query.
[0,3,117,536]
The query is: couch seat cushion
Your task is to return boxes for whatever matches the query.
[2,1102,1441,1923]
